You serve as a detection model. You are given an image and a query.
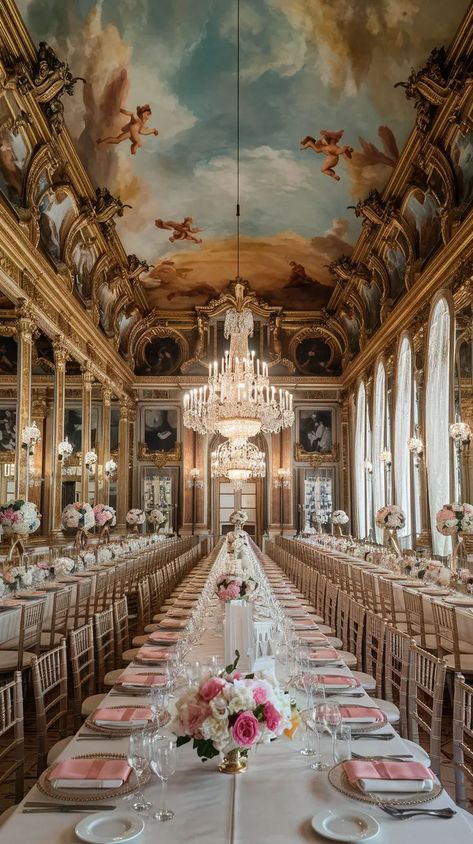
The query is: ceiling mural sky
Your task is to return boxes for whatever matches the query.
[18,0,470,312]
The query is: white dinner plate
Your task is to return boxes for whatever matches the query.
[75,812,145,843]
[311,808,380,842]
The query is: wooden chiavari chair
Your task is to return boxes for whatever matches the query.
[361,570,381,615]
[403,589,436,650]
[0,672,24,805]
[93,569,110,614]
[383,625,410,736]
[40,587,71,651]
[432,601,473,676]
[407,642,446,776]
[113,596,131,664]
[0,600,45,674]
[347,599,376,691]
[334,591,357,668]
[378,578,406,628]
[94,607,116,691]
[31,639,69,775]
[69,622,104,728]
[453,672,473,808]
[70,577,93,629]
[349,565,364,603]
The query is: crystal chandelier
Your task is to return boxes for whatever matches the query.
[183,309,294,439]
[211,438,266,485]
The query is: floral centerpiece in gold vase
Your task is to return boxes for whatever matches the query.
[172,653,292,774]
[436,503,473,569]
[0,499,41,564]
[147,508,166,534]
[93,504,116,544]
[61,503,95,552]
[331,510,349,536]
[375,505,405,557]
[126,508,146,535]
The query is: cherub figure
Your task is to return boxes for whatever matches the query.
[97,104,158,155]
[155,217,203,244]
[300,130,353,181]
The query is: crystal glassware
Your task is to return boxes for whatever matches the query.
[149,736,177,822]
[127,730,152,812]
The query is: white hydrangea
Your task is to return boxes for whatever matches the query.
[200,716,231,752]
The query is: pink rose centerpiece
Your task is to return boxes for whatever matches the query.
[171,653,292,771]
[61,503,95,532]
[0,499,41,536]
[215,574,258,602]
[375,505,405,531]
[436,503,473,535]
[126,508,146,534]
[93,504,116,528]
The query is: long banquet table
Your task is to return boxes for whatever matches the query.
[3,540,473,843]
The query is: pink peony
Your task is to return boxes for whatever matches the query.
[174,693,210,736]
[226,582,241,600]
[200,677,226,702]
[232,711,260,747]
[264,702,281,732]
[253,685,268,705]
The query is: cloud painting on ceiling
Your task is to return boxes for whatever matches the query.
[19,0,470,311]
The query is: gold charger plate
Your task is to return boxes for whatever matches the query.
[328,762,442,806]
[37,753,151,803]
[85,706,170,736]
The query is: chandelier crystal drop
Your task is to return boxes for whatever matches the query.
[183,309,294,439]
[211,438,266,486]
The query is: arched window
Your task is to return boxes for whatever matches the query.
[355,382,367,538]
[372,362,386,542]
[394,337,412,543]
[426,297,451,555]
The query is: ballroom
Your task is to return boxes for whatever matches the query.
[0,0,472,840]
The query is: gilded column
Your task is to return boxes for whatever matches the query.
[15,301,35,499]
[117,397,131,529]
[51,337,68,534]
[99,385,112,505]
[413,320,431,547]
[80,364,95,503]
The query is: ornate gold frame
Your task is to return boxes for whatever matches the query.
[138,441,182,466]
[294,442,340,466]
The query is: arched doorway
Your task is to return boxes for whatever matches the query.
[207,432,268,546]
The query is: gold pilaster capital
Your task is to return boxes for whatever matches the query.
[15,299,36,342]
[31,397,48,420]
[52,335,69,370]
[102,382,113,406]
[119,396,134,421]
[81,363,95,391]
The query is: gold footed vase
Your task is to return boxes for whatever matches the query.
[383,527,401,557]
[7,534,25,564]
[218,748,247,774]
[334,524,343,537]
[99,524,110,545]
[74,527,89,553]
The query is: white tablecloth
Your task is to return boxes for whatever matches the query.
[3,546,472,843]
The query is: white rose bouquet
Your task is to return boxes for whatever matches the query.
[61,503,95,531]
[331,510,349,525]
[436,503,473,535]
[126,508,146,526]
[0,499,41,536]
[375,505,406,530]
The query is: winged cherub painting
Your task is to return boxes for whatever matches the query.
[155,217,203,244]
[300,130,353,181]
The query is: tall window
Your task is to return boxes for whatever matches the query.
[394,337,412,543]
[355,382,367,538]
[372,362,386,542]
[426,297,451,555]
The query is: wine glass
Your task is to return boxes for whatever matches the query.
[127,730,152,812]
[149,736,177,822]
[150,685,169,738]
[320,701,342,762]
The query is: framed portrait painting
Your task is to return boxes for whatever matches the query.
[139,408,181,463]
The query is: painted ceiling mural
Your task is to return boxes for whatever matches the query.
[16,0,470,315]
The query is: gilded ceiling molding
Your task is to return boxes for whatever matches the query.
[196,278,282,321]
[287,325,343,372]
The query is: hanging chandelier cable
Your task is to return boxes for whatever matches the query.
[236,0,240,278]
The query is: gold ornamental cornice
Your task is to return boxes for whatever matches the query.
[138,441,182,466]
[294,442,340,467]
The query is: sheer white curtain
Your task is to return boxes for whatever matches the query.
[372,362,386,543]
[394,337,412,542]
[426,297,451,556]
[355,382,367,538]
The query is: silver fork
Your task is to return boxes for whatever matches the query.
[378,805,456,820]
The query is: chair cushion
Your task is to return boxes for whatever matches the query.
[81,693,107,717]
[444,653,473,672]
[131,634,148,647]
[104,668,125,687]
[317,625,335,636]
[326,637,343,650]
[144,623,160,634]
[47,736,73,765]
[370,697,400,724]
[0,651,36,671]
[336,650,357,669]
[151,613,166,622]
[352,670,376,691]
[122,647,140,663]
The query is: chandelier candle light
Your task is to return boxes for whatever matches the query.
[211,438,265,487]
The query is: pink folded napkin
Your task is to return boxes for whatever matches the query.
[318,675,359,688]
[15,590,46,598]
[148,631,180,642]
[93,707,152,727]
[173,600,196,608]
[159,618,188,628]
[343,760,435,793]
[299,633,329,644]
[286,609,310,618]
[294,619,317,628]
[139,647,173,661]
[339,706,384,723]
[308,647,339,662]
[118,671,168,686]
[48,758,132,789]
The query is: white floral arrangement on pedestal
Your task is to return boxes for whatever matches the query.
[126,508,146,527]
[229,509,248,528]
[332,510,349,525]
[61,503,95,531]
[52,556,76,576]
[97,546,113,564]
[0,500,41,535]
[375,505,406,530]
[147,509,167,529]
[436,503,473,535]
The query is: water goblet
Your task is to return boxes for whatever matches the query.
[320,701,342,762]
[150,685,169,737]
[149,736,177,822]
[127,730,152,813]
[333,723,352,764]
